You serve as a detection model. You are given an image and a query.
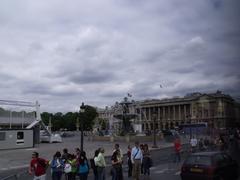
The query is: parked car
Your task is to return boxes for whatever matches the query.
[181,151,239,180]
[40,130,62,143]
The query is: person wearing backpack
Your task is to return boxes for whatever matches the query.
[90,149,99,180]
[50,151,65,180]
[142,144,151,176]
[77,151,89,180]
[111,149,123,180]
[95,147,106,180]
[29,151,49,180]
[64,154,77,180]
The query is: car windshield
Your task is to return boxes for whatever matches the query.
[185,155,211,166]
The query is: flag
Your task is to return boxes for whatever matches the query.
[127,93,132,97]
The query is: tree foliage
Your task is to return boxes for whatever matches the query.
[40,105,98,131]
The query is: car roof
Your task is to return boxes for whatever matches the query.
[191,151,222,156]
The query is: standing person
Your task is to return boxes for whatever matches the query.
[111,144,123,180]
[29,151,48,180]
[174,138,181,163]
[65,154,77,180]
[198,138,204,151]
[113,144,123,160]
[75,148,81,160]
[90,149,99,180]
[190,136,197,153]
[131,141,143,180]
[50,151,65,180]
[77,151,89,180]
[62,148,69,162]
[95,147,106,180]
[139,144,144,174]
[142,144,151,176]
[127,145,133,177]
[62,148,70,180]
[111,149,123,180]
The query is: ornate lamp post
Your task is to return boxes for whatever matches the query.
[79,102,85,151]
[152,109,158,148]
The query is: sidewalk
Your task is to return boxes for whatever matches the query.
[0,134,184,172]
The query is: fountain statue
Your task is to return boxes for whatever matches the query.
[113,97,138,135]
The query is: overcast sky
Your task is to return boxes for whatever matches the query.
[0,0,239,113]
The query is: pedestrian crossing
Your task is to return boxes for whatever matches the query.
[122,163,181,177]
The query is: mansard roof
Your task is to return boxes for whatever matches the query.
[137,91,234,106]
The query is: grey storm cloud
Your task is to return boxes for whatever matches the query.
[69,70,116,84]
[0,0,239,112]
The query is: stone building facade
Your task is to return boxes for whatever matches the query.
[98,91,240,133]
[134,91,240,132]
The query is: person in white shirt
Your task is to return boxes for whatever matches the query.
[190,136,198,152]
[131,141,143,180]
[95,148,106,180]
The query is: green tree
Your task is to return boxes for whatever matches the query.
[41,112,52,125]
[40,105,98,131]
[80,105,98,131]
[64,112,78,131]
[52,112,64,131]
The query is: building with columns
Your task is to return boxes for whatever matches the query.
[134,91,240,132]
[97,91,240,134]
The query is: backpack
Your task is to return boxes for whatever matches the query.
[64,163,72,173]
[78,160,89,174]
[90,158,96,170]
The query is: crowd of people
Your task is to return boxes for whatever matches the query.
[28,128,240,180]
[188,128,240,153]
[172,128,240,165]
[28,141,153,180]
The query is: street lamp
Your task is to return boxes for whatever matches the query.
[152,108,158,148]
[79,102,85,151]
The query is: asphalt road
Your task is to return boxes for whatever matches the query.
[1,145,189,180]
[1,135,239,180]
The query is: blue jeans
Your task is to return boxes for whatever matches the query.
[174,152,181,163]
[78,172,88,180]
[52,171,62,180]
[111,165,123,180]
[97,167,105,180]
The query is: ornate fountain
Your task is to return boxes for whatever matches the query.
[113,97,138,135]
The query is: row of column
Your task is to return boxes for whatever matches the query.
[139,104,191,131]
[141,104,191,122]
[143,121,181,131]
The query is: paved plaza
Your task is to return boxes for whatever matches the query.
[0,134,174,173]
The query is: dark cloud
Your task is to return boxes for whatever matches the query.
[211,0,223,9]
[0,0,239,112]
[68,70,117,84]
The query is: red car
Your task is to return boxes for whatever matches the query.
[181,151,239,180]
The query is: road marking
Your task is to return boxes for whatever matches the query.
[154,168,168,174]
[0,164,28,171]
[25,148,37,151]
[175,171,181,175]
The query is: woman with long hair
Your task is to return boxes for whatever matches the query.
[77,151,89,180]
[111,149,123,180]
[142,144,151,176]
[50,151,64,180]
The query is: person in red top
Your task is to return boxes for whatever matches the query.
[174,138,181,163]
[29,151,48,180]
